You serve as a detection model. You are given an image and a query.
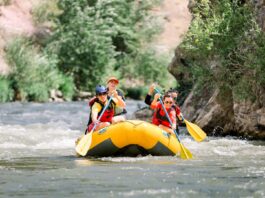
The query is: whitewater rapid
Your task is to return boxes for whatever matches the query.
[0,101,264,197]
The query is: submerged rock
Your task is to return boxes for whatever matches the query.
[132,106,153,123]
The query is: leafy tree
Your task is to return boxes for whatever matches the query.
[47,0,165,91]
[179,0,265,101]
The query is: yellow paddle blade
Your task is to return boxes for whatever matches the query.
[179,143,193,159]
[184,120,207,142]
[75,133,92,156]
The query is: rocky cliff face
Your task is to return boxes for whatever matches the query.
[178,85,265,140]
[169,0,265,140]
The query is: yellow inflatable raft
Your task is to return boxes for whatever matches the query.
[80,120,181,157]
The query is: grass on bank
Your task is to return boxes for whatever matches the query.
[0,76,13,102]
[2,37,75,102]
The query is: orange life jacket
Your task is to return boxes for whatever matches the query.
[152,103,175,128]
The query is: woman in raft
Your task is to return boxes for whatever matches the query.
[150,93,177,134]
[86,85,125,133]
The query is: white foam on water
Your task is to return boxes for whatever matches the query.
[234,179,263,190]
[34,138,75,149]
[118,188,170,196]
[1,120,264,162]
[101,156,153,163]
[183,137,260,158]
[0,123,80,159]
[121,166,145,170]
[244,167,265,178]
[1,102,265,197]
[212,148,237,156]
[0,142,27,149]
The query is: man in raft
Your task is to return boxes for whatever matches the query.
[106,76,127,122]
[87,85,126,133]
[150,93,177,134]
[145,84,183,133]
[89,77,126,122]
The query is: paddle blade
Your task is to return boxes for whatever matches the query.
[75,133,92,156]
[179,143,193,159]
[184,120,207,142]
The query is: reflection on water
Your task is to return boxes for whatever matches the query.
[0,101,265,197]
[75,158,99,167]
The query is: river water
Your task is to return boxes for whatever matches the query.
[0,101,264,197]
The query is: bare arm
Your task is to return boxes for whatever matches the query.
[111,90,126,108]
[148,83,156,95]
[145,83,156,105]
[175,106,183,121]
[150,93,161,109]
[171,110,177,130]
[91,104,100,123]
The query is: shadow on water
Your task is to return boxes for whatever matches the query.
[0,155,167,170]
[0,156,75,171]
[0,154,183,171]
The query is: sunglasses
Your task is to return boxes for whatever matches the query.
[97,92,107,96]
[164,101,173,104]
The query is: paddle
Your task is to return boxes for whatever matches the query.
[75,96,113,156]
[181,115,207,142]
[154,89,192,159]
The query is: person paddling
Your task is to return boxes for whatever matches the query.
[150,93,177,134]
[145,84,183,130]
[86,85,124,133]
[106,76,126,122]
[89,77,126,122]
[166,88,184,124]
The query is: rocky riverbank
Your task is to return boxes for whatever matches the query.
[168,0,265,140]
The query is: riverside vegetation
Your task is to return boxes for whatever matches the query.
[0,0,174,102]
[176,0,265,103]
[165,0,265,140]
[0,0,264,104]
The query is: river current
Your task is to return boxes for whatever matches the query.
[0,101,264,197]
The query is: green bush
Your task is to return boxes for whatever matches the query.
[58,74,75,101]
[0,76,13,102]
[125,86,148,100]
[179,0,265,101]
[127,50,176,89]
[5,37,74,102]
[47,0,163,91]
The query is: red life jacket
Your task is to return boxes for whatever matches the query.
[173,105,181,116]
[152,104,175,128]
[88,89,127,115]
[87,97,115,125]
